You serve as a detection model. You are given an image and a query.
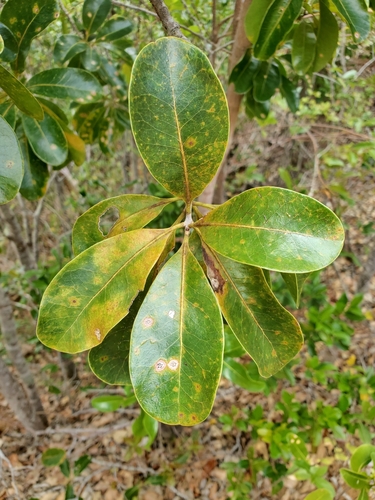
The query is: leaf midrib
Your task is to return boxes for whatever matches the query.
[257,0,295,55]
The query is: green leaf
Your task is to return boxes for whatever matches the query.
[0,64,44,120]
[82,0,111,35]
[28,68,103,101]
[22,112,68,167]
[73,102,104,143]
[350,444,375,472]
[59,459,70,478]
[132,410,158,448]
[0,0,60,72]
[0,115,23,204]
[246,92,270,120]
[313,0,339,72]
[281,272,310,307]
[37,229,170,353]
[18,132,48,201]
[195,187,345,273]
[54,35,81,63]
[201,245,303,377]
[224,325,246,357]
[129,37,229,204]
[0,23,18,63]
[358,490,369,500]
[96,16,133,42]
[245,0,274,44]
[91,395,136,412]
[340,468,370,489]
[72,194,176,255]
[0,35,3,55]
[42,448,66,467]
[63,41,88,63]
[280,76,300,113]
[304,489,333,500]
[222,359,266,392]
[287,433,308,460]
[330,0,370,41]
[252,0,303,61]
[292,20,317,74]
[229,49,260,94]
[253,61,280,102]
[81,46,101,72]
[0,102,16,128]
[130,242,224,426]
[74,455,92,476]
[99,58,127,95]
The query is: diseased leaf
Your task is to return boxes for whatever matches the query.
[0,115,23,204]
[0,102,16,128]
[96,17,133,42]
[331,0,370,41]
[130,242,224,426]
[224,326,246,357]
[292,20,317,74]
[28,68,102,101]
[202,244,303,377]
[195,187,345,273]
[0,23,18,63]
[37,229,170,353]
[253,0,303,61]
[63,41,88,63]
[280,76,300,113]
[73,102,104,143]
[22,112,68,167]
[82,0,111,35]
[18,133,48,201]
[81,46,101,72]
[0,0,59,72]
[129,37,229,204]
[54,35,81,63]
[99,58,127,95]
[72,195,176,255]
[229,49,260,94]
[0,64,44,120]
[313,0,339,72]
[281,272,310,307]
[253,61,280,102]
[222,359,266,392]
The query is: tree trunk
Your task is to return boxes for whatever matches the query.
[199,0,252,205]
[0,286,48,429]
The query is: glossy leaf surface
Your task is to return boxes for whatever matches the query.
[313,0,339,72]
[229,49,260,94]
[340,469,370,489]
[72,195,176,255]
[253,61,280,102]
[37,229,170,353]
[195,187,345,273]
[96,17,133,42]
[350,444,375,472]
[129,37,229,204]
[54,35,81,63]
[82,0,111,35]
[281,272,310,308]
[22,112,68,166]
[28,68,102,101]
[245,0,274,44]
[130,243,224,426]
[18,133,48,201]
[0,116,23,204]
[202,245,303,377]
[252,0,303,60]
[0,64,44,120]
[0,23,17,63]
[0,0,59,72]
[331,0,370,41]
[292,20,317,74]
[81,46,101,72]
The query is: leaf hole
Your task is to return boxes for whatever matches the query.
[98,206,120,236]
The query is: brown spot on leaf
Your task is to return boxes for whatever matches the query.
[202,245,226,294]
[185,137,197,148]
[100,356,108,362]
[194,383,201,392]
[6,160,14,168]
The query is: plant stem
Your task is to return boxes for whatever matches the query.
[148,0,187,39]
[193,201,217,210]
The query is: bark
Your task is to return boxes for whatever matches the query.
[200,0,252,205]
[0,286,48,429]
[149,0,187,39]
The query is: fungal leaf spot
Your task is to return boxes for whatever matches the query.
[142,316,154,328]
[94,328,101,341]
[168,359,179,370]
[155,359,166,372]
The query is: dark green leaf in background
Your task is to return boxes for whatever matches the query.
[0,64,44,120]
[96,17,133,42]
[72,194,176,255]
[54,35,81,63]
[281,272,310,308]
[63,41,88,63]
[129,37,229,204]
[246,92,270,120]
[22,112,68,166]
[82,0,111,35]
[73,102,104,143]
[340,468,370,489]
[253,61,280,102]
[245,0,274,45]
[0,115,23,204]
[331,0,370,41]
[18,133,48,201]
[0,0,59,72]
[280,76,300,113]
[222,359,266,392]
[0,23,18,63]
[195,187,345,273]
[42,448,66,467]
[229,49,260,94]
[313,0,339,72]
[130,243,224,425]
[28,68,102,101]
[292,20,317,74]
[0,102,16,128]
[81,46,101,72]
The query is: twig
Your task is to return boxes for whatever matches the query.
[112,0,157,17]
[180,0,205,31]
[307,130,321,197]
[148,0,187,39]
[310,123,372,141]
[0,449,20,500]
[16,194,32,249]
[356,56,375,78]
[91,458,155,475]
[210,40,234,55]
[58,0,81,36]
[34,420,133,435]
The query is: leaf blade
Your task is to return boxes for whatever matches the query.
[0,115,23,204]
[331,0,370,41]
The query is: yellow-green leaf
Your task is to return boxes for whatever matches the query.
[0,115,23,204]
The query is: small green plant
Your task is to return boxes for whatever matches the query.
[36,36,345,426]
